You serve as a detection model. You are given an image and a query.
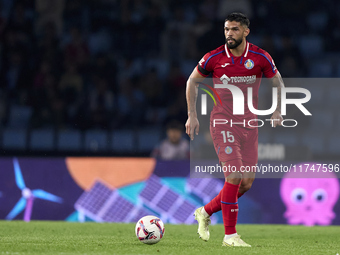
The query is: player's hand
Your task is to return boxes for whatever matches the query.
[270,110,283,127]
[185,115,199,140]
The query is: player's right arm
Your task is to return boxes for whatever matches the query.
[185,67,206,140]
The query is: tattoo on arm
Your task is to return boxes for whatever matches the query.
[186,78,200,116]
[271,72,285,112]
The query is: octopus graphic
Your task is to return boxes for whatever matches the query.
[280,163,340,226]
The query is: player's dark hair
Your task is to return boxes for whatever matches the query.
[225,13,250,27]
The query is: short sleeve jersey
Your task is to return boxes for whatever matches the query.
[196,42,278,128]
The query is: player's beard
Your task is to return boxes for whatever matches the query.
[226,37,243,49]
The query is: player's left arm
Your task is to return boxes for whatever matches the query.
[261,51,284,127]
[269,71,284,127]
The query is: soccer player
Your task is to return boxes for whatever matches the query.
[185,13,285,247]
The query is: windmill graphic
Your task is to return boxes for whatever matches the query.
[6,158,63,222]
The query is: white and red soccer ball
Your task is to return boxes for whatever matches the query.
[135,215,165,244]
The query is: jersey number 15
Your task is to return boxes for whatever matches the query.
[221,131,234,143]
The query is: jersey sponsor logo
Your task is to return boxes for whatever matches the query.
[220,74,231,84]
[225,146,233,154]
[199,57,205,66]
[220,74,256,84]
[221,63,231,67]
[244,59,254,69]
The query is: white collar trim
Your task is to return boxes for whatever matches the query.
[224,42,249,58]
[224,44,230,58]
[244,42,249,57]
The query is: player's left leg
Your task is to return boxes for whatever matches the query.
[238,163,256,198]
[237,127,258,198]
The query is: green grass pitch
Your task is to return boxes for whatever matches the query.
[0,221,339,255]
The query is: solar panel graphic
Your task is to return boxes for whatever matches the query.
[75,182,112,219]
[172,200,196,223]
[186,176,223,204]
[102,195,134,222]
[128,207,153,223]
[156,189,179,212]
[139,175,197,224]
[139,176,163,202]
[75,181,151,222]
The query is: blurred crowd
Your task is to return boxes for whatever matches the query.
[0,0,339,131]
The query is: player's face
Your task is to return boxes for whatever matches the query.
[224,21,249,49]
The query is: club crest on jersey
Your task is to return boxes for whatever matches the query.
[225,146,233,154]
[244,59,254,70]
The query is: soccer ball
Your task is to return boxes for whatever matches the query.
[135,215,165,244]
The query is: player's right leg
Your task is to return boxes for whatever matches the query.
[220,160,251,247]
[194,174,222,241]
[194,206,211,241]
[194,120,242,242]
